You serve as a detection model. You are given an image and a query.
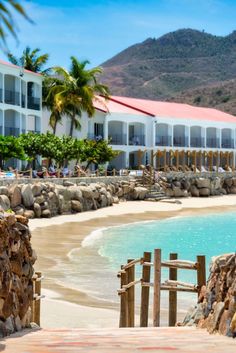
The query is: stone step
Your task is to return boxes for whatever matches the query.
[2,327,235,353]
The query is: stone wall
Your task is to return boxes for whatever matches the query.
[182,253,236,338]
[0,179,148,219]
[157,173,236,197]
[0,214,36,337]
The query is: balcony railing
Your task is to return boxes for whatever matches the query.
[87,133,104,141]
[21,94,26,108]
[221,139,234,149]
[190,137,205,148]
[206,138,220,148]
[108,134,127,145]
[0,88,3,102]
[155,135,171,146]
[28,96,40,110]
[173,136,188,147]
[5,127,20,137]
[129,135,145,146]
[5,90,20,105]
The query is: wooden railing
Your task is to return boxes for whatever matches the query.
[117,249,206,328]
[31,271,44,326]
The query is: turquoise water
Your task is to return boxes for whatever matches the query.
[68,211,236,303]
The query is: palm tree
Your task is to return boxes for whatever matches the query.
[50,57,110,136]
[7,46,50,74]
[0,0,30,48]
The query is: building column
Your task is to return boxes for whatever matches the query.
[187,126,190,147]
[104,116,108,141]
[2,74,4,103]
[219,128,222,148]
[153,121,156,148]
[126,123,129,146]
[171,125,174,147]
[204,128,207,148]
[2,110,5,136]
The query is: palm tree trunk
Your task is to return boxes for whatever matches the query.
[53,123,57,135]
[69,112,76,137]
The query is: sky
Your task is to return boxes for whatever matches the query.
[3,0,236,69]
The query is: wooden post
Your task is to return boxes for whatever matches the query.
[151,150,154,167]
[193,151,197,173]
[113,168,116,176]
[176,150,179,170]
[34,272,42,326]
[119,266,128,327]
[169,253,178,327]
[226,151,230,168]
[153,249,161,327]
[163,150,167,172]
[138,149,142,169]
[29,168,33,179]
[216,151,219,173]
[196,255,206,296]
[104,169,107,177]
[96,169,99,177]
[210,151,213,171]
[127,259,135,327]
[140,252,151,327]
[199,151,202,172]
[182,150,185,171]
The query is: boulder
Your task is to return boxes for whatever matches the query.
[196,178,210,189]
[31,183,42,197]
[173,187,184,198]
[0,186,9,196]
[68,186,83,201]
[9,185,22,208]
[33,203,41,218]
[229,186,236,194]
[190,185,199,197]
[0,195,10,210]
[79,185,94,199]
[133,187,148,200]
[71,200,82,212]
[24,210,35,219]
[199,188,210,197]
[41,209,51,218]
[63,180,75,187]
[13,206,25,216]
[21,185,34,208]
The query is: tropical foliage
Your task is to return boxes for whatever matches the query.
[45,56,110,136]
[0,135,25,168]
[8,46,50,74]
[0,0,30,47]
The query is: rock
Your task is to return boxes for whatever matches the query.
[79,185,93,199]
[199,188,210,197]
[21,185,34,207]
[0,186,9,196]
[41,209,51,218]
[68,186,82,201]
[190,185,199,197]
[229,186,236,194]
[112,196,119,204]
[31,183,42,197]
[207,302,225,334]
[13,205,25,216]
[133,187,148,200]
[224,178,232,187]
[9,185,21,208]
[0,195,10,210]
[196,178,210,189]
[232,177,236,187]
[24,210,35,219]
[173,187,184,198]
[71,200,82,212]
[63,180,75,187]
[165,188,174,197]
[33,203,41,218]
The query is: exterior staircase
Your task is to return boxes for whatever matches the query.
[2,327,235,353]
[145,189,171,201]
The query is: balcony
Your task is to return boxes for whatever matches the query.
[0,88,2,102]
[222,139,234,149]
[109,134,127,145]
[173,137,188,147]
[190,137,205,148]
[129,135,145,146]
[5,90,20,105]
[156,135,171,146]
[5,127,20,137]
[206,138,220,148]
[0,125,2,135]
[28,96,40,110]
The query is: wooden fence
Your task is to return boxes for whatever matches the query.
[31,271,44,326]
[117,249,206,328]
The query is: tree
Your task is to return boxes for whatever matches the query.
[80,139,119,170]
[8,46,49,74]
[0,135,25,169]
[19,132,43,168]
[0,1,30,48]
[50,56,110,136]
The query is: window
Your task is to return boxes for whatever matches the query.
[94,123,104,139]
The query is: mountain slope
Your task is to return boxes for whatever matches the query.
[101,29,236,114]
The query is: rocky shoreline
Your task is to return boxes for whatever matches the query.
[182,253,236,338]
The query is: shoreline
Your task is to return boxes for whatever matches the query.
[30,195,236,328]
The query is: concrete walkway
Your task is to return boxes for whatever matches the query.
[1,327,235,353]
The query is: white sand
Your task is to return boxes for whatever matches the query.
[29,195,236,328]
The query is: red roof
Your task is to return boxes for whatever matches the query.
[94,95,236,124]
[0,59,41,77]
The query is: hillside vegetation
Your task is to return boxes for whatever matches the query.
[101,29,236,115]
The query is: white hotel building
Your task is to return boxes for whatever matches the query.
[44,95,236,171]
[0,60,42,167]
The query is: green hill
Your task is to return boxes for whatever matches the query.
[101,29,236,114]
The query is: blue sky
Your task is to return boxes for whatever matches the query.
[4,0,236,69]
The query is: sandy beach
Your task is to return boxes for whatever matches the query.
[30,195,236,328]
